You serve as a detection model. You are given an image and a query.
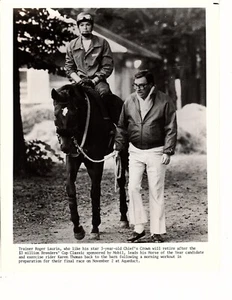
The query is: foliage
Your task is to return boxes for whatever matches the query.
[14,8,76,74]
[25,140,64,176]
[13,8,76,176]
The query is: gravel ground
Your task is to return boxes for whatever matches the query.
[13,154,207,244]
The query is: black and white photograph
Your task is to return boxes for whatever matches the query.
[1,0,232,298]
[7,5,211,247]
[11,7,208,244]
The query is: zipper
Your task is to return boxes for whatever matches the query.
[140,122,143,146]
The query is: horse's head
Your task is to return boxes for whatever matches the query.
[51,84,87,154]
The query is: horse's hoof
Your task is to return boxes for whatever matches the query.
[74,226,85,240]
[120,220,129,228]
[90,232,100,240]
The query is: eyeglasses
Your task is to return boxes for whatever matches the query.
[132,83,148,90]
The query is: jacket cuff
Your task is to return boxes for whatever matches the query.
[92,76,100,85]
[163,148,175,155]
[114,142,124,152]
[95,72,107,81]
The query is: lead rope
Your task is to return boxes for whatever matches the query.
[74,143,116,163]
[114,155,122,192]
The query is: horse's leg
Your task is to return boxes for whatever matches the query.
[117,160,129,228]
[66,155,85,240]
[85,160,104,240]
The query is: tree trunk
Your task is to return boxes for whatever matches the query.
[13,13,26,176]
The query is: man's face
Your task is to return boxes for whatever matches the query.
[78,21,93,37]
[133,76,152,99]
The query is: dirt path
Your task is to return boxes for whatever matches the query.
[13,154,207,244]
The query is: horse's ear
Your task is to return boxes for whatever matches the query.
[51,88,59,100]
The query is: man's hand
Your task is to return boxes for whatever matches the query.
[161,153,171,165]
[78,78,95,89]
[113,144,120,158]
[113,150,119,158]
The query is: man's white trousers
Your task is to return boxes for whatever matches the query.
[128,145,166,235]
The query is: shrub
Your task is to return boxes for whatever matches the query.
[25,140,63,176]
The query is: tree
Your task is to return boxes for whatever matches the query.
[13,8,75,176]
[94,8,206,105]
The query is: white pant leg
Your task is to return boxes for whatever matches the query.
[128,151,147,229]
[146,151,166,235]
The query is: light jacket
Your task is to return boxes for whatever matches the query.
[115,89,177,155]
[65,34,114,81]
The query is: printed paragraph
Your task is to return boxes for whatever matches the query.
[18,245,204,264]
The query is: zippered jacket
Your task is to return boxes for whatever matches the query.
[115,89,177,155]
[65,34,114,81]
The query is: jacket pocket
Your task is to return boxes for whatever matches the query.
[86,48,102,66]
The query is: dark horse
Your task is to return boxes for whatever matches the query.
[51,83,128,240]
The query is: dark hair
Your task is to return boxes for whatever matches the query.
[134,70,154,85]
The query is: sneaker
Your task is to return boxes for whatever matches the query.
[127,231,145,242]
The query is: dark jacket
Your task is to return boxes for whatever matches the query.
[65,34,114,81]
[115,89,177,155]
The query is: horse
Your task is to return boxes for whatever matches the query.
[51,83,129,240]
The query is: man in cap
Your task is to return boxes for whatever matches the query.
[65,12,114,120]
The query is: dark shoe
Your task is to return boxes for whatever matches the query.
[151,234,165,243]
[127,231,145,242]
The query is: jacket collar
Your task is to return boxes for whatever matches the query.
[72,34,101,50]
[149,85,158,100]
[132,86,157,120]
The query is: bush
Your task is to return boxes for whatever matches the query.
[25,140,63,176]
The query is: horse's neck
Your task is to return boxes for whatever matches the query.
[89,98,105,128]
[84,99,108,143]
[77,87,110,141]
